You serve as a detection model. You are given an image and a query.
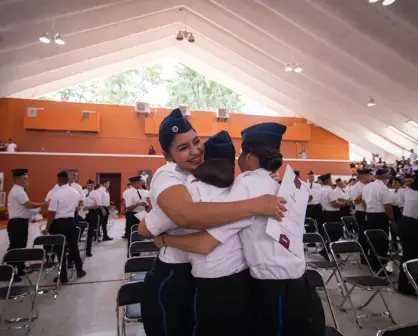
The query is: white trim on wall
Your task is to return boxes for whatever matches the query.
[0,152,351,163]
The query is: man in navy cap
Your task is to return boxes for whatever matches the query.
[306,170,322,226]
[7,169,45,278]
[83,179,102,257]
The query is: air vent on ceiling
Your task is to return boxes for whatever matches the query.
[135,102,150,114]
[217,108,229,120]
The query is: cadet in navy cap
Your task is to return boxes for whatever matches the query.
[124,176,148,256]
[152,123,324,336]
[7,169,45,279]
[96,179,113,241]
[83,179,102,257]
[140,115,287,336]
[349,169,373,261]
[306,170,323,226]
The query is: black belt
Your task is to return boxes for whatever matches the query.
[9,217,29,221]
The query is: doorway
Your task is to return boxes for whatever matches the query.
[96,172,122,211]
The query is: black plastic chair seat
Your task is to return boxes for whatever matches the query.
[307,260,337,269]
[0,285,30,299]
[345,276,390,287]
[126,303,142,320]
[325,326,343,336]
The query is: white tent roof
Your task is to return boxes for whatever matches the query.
[1,0,418,160]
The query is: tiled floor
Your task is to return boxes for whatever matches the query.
[0,219,417,336]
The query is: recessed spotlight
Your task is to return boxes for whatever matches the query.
[54,34,65,45]
[284,63,293,72]
[294,64,303,73]
[367,97,376,107]
[382,0,396,5]
[39,33,51,44]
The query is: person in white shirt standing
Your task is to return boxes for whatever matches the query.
[397,171,418,295]
[335,178,352,217]
[5,139,17,152]
[7,169,44,277]
[43,171,86,283]
[97,180,113,241]
[391,177,405,251]
[362,169,396,271]
[83,179,102,257]
[408,149,417,161]
[67,169,86,221]
[306,170,322,227]
[349,169,373,262]
[121,182,132,239]
[124,176,148,256]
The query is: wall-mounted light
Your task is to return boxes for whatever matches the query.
[388,126,418,143]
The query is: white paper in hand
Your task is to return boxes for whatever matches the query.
[135,210,147,221]
[78,208,88,219]
[266,165,309,259]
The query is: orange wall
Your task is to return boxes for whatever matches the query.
[0,153,351,206]
[0,98,349,160]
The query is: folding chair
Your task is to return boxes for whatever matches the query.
[341,216,359,239]
[303,233,339,285]
[29,235,66,299]
[305,217,318,233]
[306,270,343,336]
[0,264,15,329]
[130,224,139,235]
[116,281,146,336]
[364,229,400,286]
[124,257,155,282]
[2,248,46,332]
[330,241,395,328]
[323,222,347,243]
[402,259,418,295]
[377,322,418,335]
[77,221,89,252]
[129,241,159,258]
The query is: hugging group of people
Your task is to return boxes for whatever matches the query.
[137,108,325,336]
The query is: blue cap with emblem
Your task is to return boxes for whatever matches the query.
[319,173,331,182]
[241,122,287,150]
[159,108,193,153]
[129,176,142,183]
[204,130,236,165]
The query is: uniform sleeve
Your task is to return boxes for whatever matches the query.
[15,188,29,205]
[145,208,177,236]
[125,191,135,207]
[151,170,185,202]
[328,189,339,203]
[48,195,59,212]
[78,186,86,202]
[97,190,104,206]
[206,177,253,244]
[380,187,393,205]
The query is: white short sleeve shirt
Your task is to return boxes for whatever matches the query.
[125,188,148,213]
[97,186,110,207]
[85,190,101,207]
[320,186,339,212]
[350,182,366,212]
[362,180,392,213]
[403,189,418,219]
[70,183,86,203]
[48,184,82,219]
[7,184,30,219]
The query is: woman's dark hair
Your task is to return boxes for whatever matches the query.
[192,159,235,188]
[241,144,283,172]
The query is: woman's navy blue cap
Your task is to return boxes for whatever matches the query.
[11,169,28,177]
[57,171,68,178]
[319,173,331,182]
[87,179,95,185]
[357,169,372,175]
[159,108,193,152]
[204,131,236,164]
[129,176,142,183]
[241,122,287,149]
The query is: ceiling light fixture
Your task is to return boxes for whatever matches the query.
[39,33,51,44]
[388,126,418,143]
[293,64,303,73]
[367,97,376,107]
[284,63,293,72]
[368,0,380,3]
[407,120,418,128]
[54,34,65,45]
[382,0,396,6]
[284,63,303,73]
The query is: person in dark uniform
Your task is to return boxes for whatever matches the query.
[397,171,418,295]
[362,169,396,272]
[306,170,322,226]
[83,179,101,257]
[7,169,45,278]
[124,176,148,257]
[43,171,87,283]
[349,169,373,263]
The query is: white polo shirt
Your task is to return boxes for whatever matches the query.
[208,168,306,280]
[307,181,321,205]
[349,182,366,212]
[48,184,82,219]
[147,162,191,264]
[70,182,86,203]
[7,184,31,219]
[125,188,148,213]
[320,186,339,212]
[97,186,110,207]
[6,143,17,152]
[85,189,101,208]
[391,188,405,208]
[403,189,418,219]
[122,187,133,202]
[362,179,392,213]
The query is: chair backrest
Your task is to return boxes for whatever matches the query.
[0,264,14,282]
[117,281,146,307]
[304,217,317,232]
[129,241,159,255]
[303,232,325,245]
[124,257,155,274]
[77,221,88,230]
[130,231,146,243]
[131,224,139,234]
[306,269,340,331]
[341,216,359,232]
[403,259,418,294]
[377,322,418,335]
[33,234,66,247]
[365,229,388,242]
[330,240,362,255]
[324,222,346,241]
[3,248,45,263]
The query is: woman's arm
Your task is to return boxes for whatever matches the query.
[155,231,220,255]
[138,219,154,238]
[157,185,285,230]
